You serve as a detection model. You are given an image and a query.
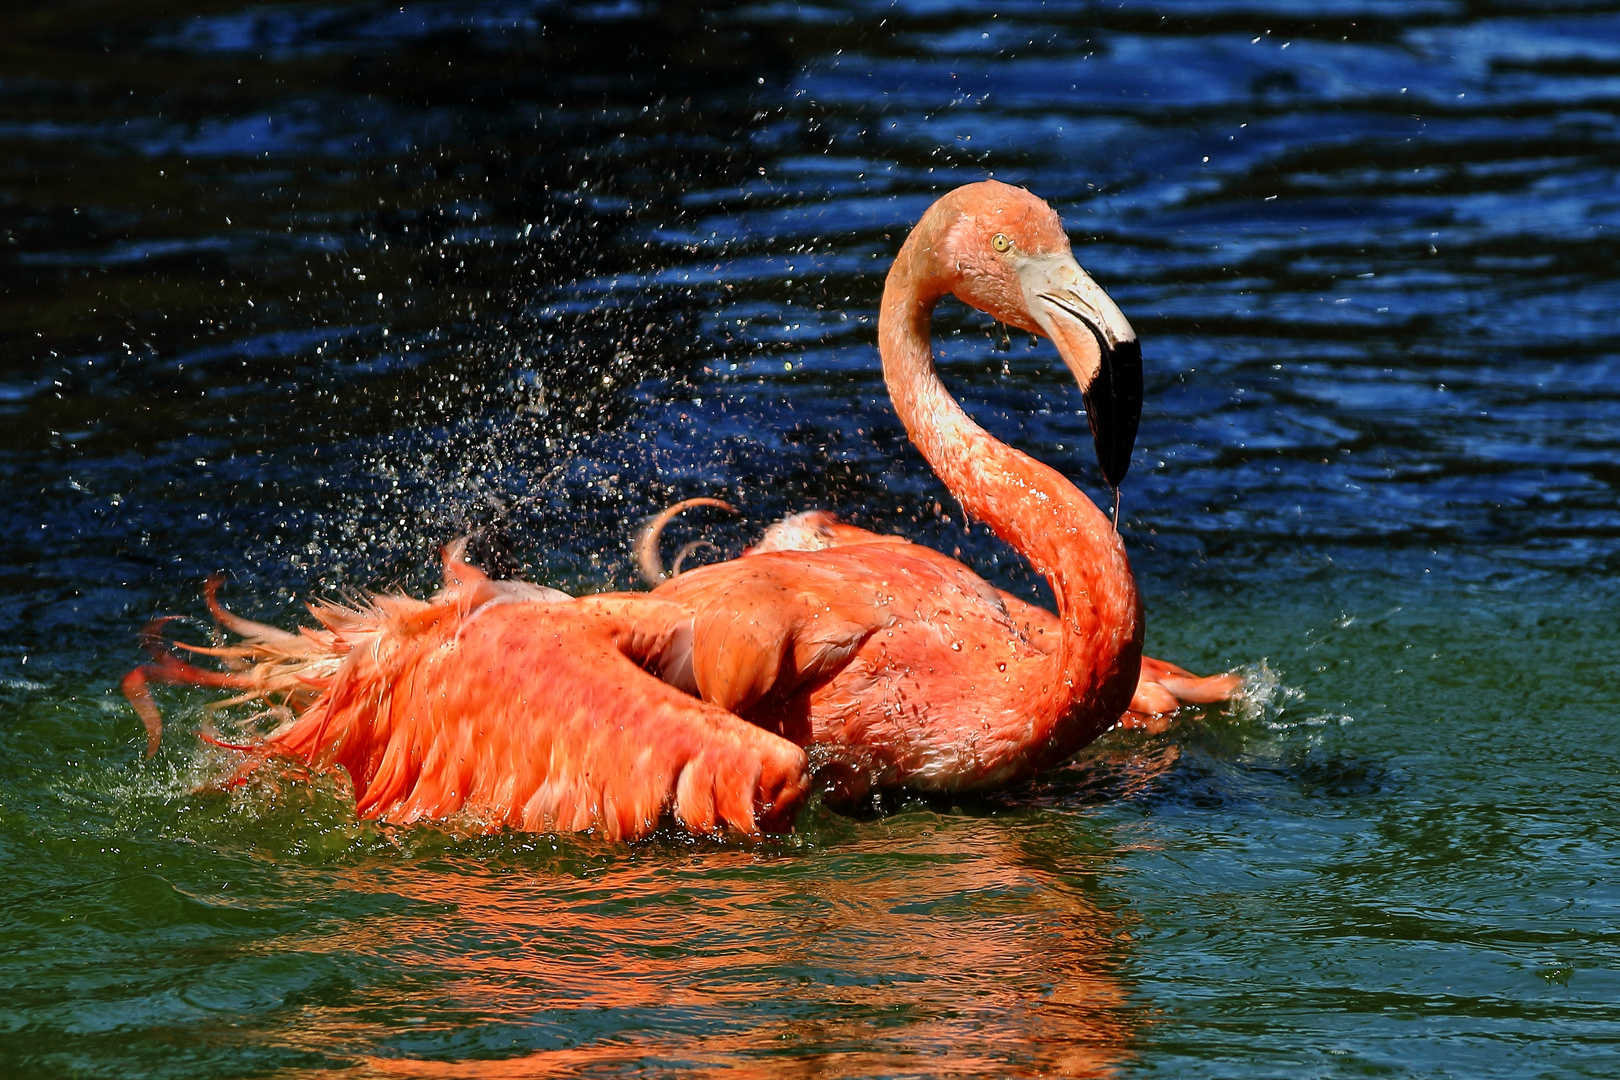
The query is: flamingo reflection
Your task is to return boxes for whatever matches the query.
[288,815,1153,1079]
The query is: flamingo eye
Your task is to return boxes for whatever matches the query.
[991,233,1012,253]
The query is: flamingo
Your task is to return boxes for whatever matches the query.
[123,180,1236,840]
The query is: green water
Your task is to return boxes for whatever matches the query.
[5,574,1615,1076]
[4,0,1620,1075]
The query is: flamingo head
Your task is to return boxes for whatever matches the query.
[930,179,1143,490]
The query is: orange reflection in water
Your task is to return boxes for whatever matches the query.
[284,807,1150,1080]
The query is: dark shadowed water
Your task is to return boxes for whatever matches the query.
[2,1,1618,1076]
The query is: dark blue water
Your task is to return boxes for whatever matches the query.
[2,2,1618,1076]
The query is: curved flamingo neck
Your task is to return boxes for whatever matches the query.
[878,225,1142,749]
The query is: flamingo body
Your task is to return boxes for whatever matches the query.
[725,509,1236,733]
[655,536,1100,802]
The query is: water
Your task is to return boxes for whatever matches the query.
[2,1,1618,1075]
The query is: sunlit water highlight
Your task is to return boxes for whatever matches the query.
[1,1,1618,1076]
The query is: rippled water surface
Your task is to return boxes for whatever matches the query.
[2,1,1618,1076]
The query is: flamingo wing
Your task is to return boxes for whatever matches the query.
[122,551,812,840]
[688,580,878,715]
[255,593,811,840]
[652,556,889,716]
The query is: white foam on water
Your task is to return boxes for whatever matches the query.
[1225,660,1355,732]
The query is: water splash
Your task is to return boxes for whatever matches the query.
[1226,659,1291,725]
[1224,659,1354,733]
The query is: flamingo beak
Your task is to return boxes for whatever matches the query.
[1016,253,1143,490]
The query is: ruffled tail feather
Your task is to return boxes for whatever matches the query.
[119,544,517,757]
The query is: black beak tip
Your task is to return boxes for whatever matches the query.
[1083,337,1143,491]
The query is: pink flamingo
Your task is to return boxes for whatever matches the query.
[124,181,1236,839]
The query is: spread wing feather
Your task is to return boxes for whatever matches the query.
[128,552,810,840]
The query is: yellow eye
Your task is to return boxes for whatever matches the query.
[991,233,1012,253]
